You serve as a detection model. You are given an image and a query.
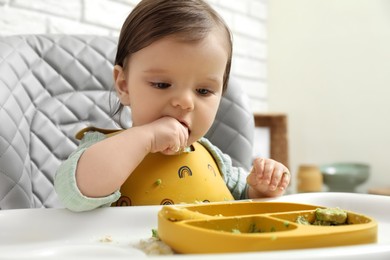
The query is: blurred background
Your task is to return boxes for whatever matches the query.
[268,0,390,193]
[1,0,389,194]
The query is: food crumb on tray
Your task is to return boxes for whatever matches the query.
[137,237,174,255]
[99,235,113,243]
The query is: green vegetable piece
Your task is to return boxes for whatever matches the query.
[315,207,347,224]
[151,229,159,238]
[248,223,260,233]
[155,179,162,186]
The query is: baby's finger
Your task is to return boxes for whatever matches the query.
[268,164,285,191]
[175,123,188,151]
[162,146,178,155]
[181,126,189,148]
[262,159,277,184]
[246,167,257,186]
[278,171,291,190]
[252,158,266,180]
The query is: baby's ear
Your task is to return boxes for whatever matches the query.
[113,65,130,105]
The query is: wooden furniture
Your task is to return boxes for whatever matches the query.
[253,113,289,168]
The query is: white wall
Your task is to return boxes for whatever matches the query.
[268,0,390,192]
[0,0,268,112]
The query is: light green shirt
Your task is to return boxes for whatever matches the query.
[54,132,249,212]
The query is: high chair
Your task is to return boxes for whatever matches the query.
[0,34,260,209]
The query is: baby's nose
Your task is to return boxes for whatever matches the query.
[171,92,194,111]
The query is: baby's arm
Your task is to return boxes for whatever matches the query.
[246,158,290,198]
[75,117,189,198]
[55,131,121,211]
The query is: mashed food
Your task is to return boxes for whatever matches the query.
[315,207,347,225]
[137,229,174,255]
[137,237,174,255]
[297,207,348,226]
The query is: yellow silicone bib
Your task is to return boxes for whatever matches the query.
[113,141,234,206]
[76,127,234,206]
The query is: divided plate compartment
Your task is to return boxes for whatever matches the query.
[157,201,377,254]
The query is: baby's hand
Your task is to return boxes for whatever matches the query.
[246,158,290,198]
[147,117,189,155]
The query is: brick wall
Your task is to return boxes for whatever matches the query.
[0,0,267,112]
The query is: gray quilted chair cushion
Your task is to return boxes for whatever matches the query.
[0,34,254,210]
[205,77,254,171]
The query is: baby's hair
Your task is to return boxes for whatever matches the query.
[112,0,233,119]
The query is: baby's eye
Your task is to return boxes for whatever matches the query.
[196,88,213,96]
[150,82,171,89]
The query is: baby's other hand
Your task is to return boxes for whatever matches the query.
[246,158,290,198]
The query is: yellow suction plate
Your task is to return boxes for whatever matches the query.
[157,201,377,254]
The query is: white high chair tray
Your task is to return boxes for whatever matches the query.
[0,192,389,259]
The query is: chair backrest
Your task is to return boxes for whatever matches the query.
[0,34,254,209]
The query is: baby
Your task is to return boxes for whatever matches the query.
[54,0,290,211]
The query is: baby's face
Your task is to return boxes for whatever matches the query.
[121,29,229,145]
